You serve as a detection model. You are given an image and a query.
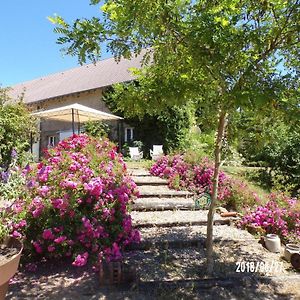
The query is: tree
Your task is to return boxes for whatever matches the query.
[0,88,37,167]
[51,0,300,273]
[82,120,110,138]
[239,112,300,196]
[103,86,195,153]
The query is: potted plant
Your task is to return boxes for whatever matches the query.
[0,236,23,300]
[0,201,24,300]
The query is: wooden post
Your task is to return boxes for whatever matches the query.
[71,108,75,134]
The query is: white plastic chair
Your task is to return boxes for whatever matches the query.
[150,145,163,160]
[129,147,143,160]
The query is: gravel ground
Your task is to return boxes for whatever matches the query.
[131,210,232,226]
[7,243,300,300]
[138,225,256,243]
[125,236,295,279]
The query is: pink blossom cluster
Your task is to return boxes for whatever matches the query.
[239,193,300,243]
[150,155,231,201]
[8,134,140,267]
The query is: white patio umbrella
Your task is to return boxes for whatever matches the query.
[31,103,123,134]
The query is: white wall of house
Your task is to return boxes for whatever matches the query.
[59,130,76,141]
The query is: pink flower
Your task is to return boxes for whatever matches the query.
[54,236,67,244]
[60,179,78,189]
[33,241,43,254]
[111,243,122,261]
[48,245,55,252]
[12,230,22,238]
[84,177,103,197]
[72,252,89,267]
[42,229,55,240]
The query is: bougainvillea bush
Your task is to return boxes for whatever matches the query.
[1,134,140,267]
[150,155,231,201]
[239,193,300,243]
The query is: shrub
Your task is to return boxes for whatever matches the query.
[0,88,37,167]
[1,134,140,267]
[0,150,27,204]
[225,178,265,212]
[184,130,215,160]
[150,154,231,201]
[82,120,110,138]
[239,193,300,243]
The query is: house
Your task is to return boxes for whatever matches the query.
[9,53,144,158]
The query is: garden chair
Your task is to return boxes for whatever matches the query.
[150,145,163,160]
[129,147,143,161]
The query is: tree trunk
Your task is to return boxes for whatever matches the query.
[206,109,227,275]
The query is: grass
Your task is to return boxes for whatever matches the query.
[222,165,270,201]
[125,159,153,170]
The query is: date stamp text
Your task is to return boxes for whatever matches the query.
[235,260,284,274]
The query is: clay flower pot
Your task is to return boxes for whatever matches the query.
[284,244,300,262]
[264,234,281,253]
[0,237,23,300]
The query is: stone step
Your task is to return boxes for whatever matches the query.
[138,185,193,198]
[128,169,151,177]
[132,197,199,211]
[131,210,238,228]
[127,225,256,251]
[132,176,168,186]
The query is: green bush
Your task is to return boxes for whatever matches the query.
[184,129,215,161]
[0,88,37,167]
[82,120,110,138]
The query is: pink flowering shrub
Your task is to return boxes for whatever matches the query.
[4,134,140,267]
[150,155,231,201]
[225,177,264,212]
[239,193,300,243]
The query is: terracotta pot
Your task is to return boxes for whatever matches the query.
[264,234,281,253]
[284,244,300,262]
[0,237,23,300]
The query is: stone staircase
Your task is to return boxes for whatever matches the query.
[125,167,248,280]
[123,167,300,298]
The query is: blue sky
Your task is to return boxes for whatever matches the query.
[0,1,110,87]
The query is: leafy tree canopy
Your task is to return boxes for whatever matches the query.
[50,0,299,117]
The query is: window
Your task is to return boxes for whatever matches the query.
[124,127,134,142]
[47,136,56,148]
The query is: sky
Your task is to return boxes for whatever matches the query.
[0,0,111,87]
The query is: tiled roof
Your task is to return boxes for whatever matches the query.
[9,53,143,104]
